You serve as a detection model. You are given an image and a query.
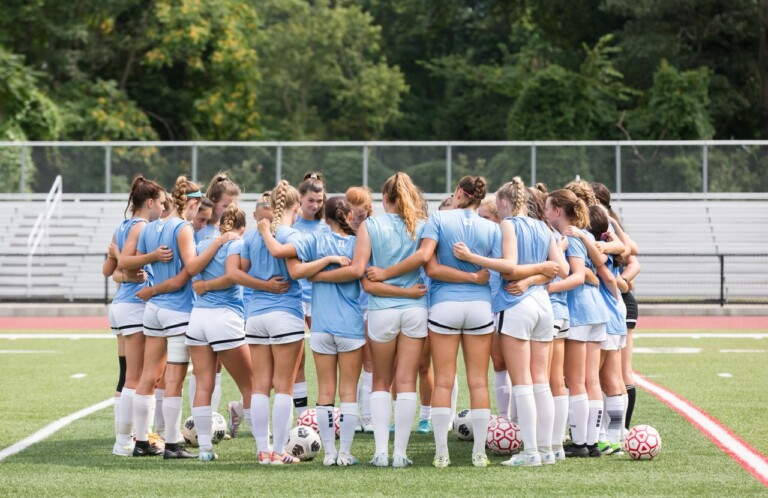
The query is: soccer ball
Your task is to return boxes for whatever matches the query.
[333,407,341,439]
[488,414,504,430]
[287,426,322,461]
[624,425,662,460]
[453,409,473,441]
[297,408,318,432]
[182,413,228,448]
[486,419,522,455]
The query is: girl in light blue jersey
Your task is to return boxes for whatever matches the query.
[192,197,214,244]
[258,195,361,467]
[545,188,610,458]
[105,175,165,456]
[195,172,240,242]
[186,204,254,462]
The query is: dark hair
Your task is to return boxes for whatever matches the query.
[526,186,551,229]
[591,182,623,228]
[299,171,326,220]
[587,205,624,267]
[439,195,453,210]
[126,175,162,217]
[200,197,215,210]
[456,175,487,209]
[325,196,355,236]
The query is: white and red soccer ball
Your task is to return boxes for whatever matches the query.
[297,408,341,439]
[624,424,662,460]
[486,418,522,456]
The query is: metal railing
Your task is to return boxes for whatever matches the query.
[3,140,768,196]
[26,175,62,296]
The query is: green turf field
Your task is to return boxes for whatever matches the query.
[0,329,766,496]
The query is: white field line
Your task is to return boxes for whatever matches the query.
[635,373,768,487]
[634,333,768,339]
[0,350,58,353]
[0,334,113,340]
[0,398,114,462]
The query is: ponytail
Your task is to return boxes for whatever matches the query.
[495,176,527,217]
[456,175,487,209]
[219,203,246,234]
[206,171,241,203]
[325,196,355,236]
[126,174,162,218]
[171,175,201,218]
[548,189,590,229]
[270,180,300,235]
[382,172,427,239]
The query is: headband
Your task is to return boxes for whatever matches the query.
[186,191,202,198]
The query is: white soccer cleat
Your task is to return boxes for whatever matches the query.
[112,442,134,457]
[336,452,360,466]
[392,454,413,468]
[471,452,490,467]
[227,400,244,438]
[501,451,542,467]
[323,454,338,466]
[553,448,566,461]
[199,451,217,462]
[432,454,451,468]
[540,451,556,465]
[361,416,374,433]
[369,452,389,467]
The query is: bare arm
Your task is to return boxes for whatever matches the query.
[547,256,586,294]
[366,238,436,282]
[309,223,370,283]
[584,267,599,287]
[135,270,191,301]
[103,238,118,277]
[563,226,608,268]
[424,255,490,285]
[257,219,298,258]
[118,221,173,270]
[181,227,239,277]
[621,255,641,282]
[225,255,291,293]
[597,264,619,299]
[292,255,351,281]
[453,219,518,274]
[362,278,427,299]
[504,273,552,296]
[192,275,234,295]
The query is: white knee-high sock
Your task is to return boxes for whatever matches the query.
[250,394,270,453]
[188,375,196,413]
[163,396,183,445]
[192,405,213,452]
[509,390,518,424]
[293,381,308,418]
[514,385,538,454]
[133,394,154,442]
[621,393,629,442]
[533,384,555,454]
[361,371,373,419]
[272,393,293,455]
[586,399,604,446]
[471,408,491,455]
[394,392,417,457]
[243,406,251,432]
[420,404,431,421]
[551,395,569,451]
[154,388,165,437]
[599,394,608,442]
[316,405,337,458]
[494,370,511,420]
[450,376,459,420]
[370,391,391,455]
[118,388,135,446]
[211,373,222,413]
[568,393,588,446]
[114,396,121,439]
[339,402,358,454]
[432,407,451,457]
[605,394,624,445]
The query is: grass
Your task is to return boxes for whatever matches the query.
[0,329,766,496]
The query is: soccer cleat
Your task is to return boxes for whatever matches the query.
[553,448,566,461]
[361,416,374,433]
[132,441,163,457]
[610,443,624,456]
[112,442,134,457]
[587,444,602,457]
[369,452,389,467]
[258,451,272,465]
[416,419,433,434]
[597,440,613,455]
[501,451,542,467]
[147,432,165,449]
[163,444,196,459]
[271,451,300,465]
[472,453,491,468]
[336,452,360,466]
[392,454,413,468]
[198,451,217,462]
[227,401,243,438]
[432,454,451,468]
[355,422,363,433]
[564,443,589,458]
[540,451,556,465]
[390,422,395,434]
[323,454,338,466]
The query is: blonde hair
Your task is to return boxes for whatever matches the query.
[171,176,200,218]
[219,203,246,234]
[206,171,241,203]
[345,186,373,217]
[381,172,427,239]
[496,177,527,217]
[564,180,597,207]
[270,180,300,235]
[478,194,500,221]
[548,189,590,229]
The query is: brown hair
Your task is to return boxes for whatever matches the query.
[199,197,214,211]
[270,180,300,235]
[534,182,549,195]
[171,176,201,218]
[495,177,526,217]
[126,175,163,217]
[299,171,326,220]
[548,189,590,229]
[456,175,487,209]
[439,195,453,210]
[526,187,551,229]
[219,203,247,234]
[345,186,374,218]
[206,171,241,203]
[381,172,427,239]
[325,196,355,236]
[591,182,623,228]
[159,188,172,213]
[564,180,597,207]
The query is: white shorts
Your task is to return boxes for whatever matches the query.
[368,307,428,343]
[310,332,365,354]
[143,302,190,338]
[109,302,145,336]
[186,307,246,352]
[568,323,607,343]
[495,290,554,342]
[554,318,570,340]
[302,301,311,318]
[245,312,306,346]
[428,300,494,335]
[601,334,627,351]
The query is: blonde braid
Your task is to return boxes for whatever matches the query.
[270,180,290,236]
[511,176,527,216]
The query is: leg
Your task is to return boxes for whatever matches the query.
[585,340,603,448]
[501,335,537,458]
[271,340,304,456]
[188,345,216,453]
[461,333,493,458]
[418,336,433,430]
[314,351,339,461]
[250,344,273,456]
[392,334,423,461]
[369,337,397,460]
[531,340,555,459]
[491,332,511,420]
[549,338,568,454]
[564,339,588,451]
[338,347,364,460]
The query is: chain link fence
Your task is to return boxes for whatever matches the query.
[3,141,768,195]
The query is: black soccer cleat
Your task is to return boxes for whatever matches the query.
[587,444,602,458]
[163,443,197,460]
[132,441,163,457]
[564,443,589,458]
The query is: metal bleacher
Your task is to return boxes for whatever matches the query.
[0,197,767,303]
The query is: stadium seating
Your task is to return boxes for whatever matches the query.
[0,199,766,303]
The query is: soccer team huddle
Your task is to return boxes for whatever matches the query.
[104,168,642,468]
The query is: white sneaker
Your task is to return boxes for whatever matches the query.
[361,416,374,433]
[199,451,217,462]
[501,451,542,467]
[112,442,133,457]
[392,454,413,468]
[369,452,389,467]
[355,422,363,433]
[540,451,556,465]
[471,452,490,467]
[227,401,244,438]
[323,454,338,466]
[336,452,360,466]
[553,447,566,461]
[433,454,451,468]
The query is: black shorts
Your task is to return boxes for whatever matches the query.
[622,291,638,330]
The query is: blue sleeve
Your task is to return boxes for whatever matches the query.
[491,223,503,259]
[292,234,315,263]
[422,212,440,242]
[565,237,586,260]
[227,239,244,258]
[137,227,147,254]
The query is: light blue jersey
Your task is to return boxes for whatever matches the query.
[113,218,150,305]
[601,255,627,336]
[564,231,610,327]
[421,209,501,306]
[195,224,218,245]
[549,231,569,322]
[240,225,303,320]
[366,214,427,310]
[293,231,363,339]
[137,217,194,313]
[193,238,244,316]
[492,217,551,313]
[293,217,329,303]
